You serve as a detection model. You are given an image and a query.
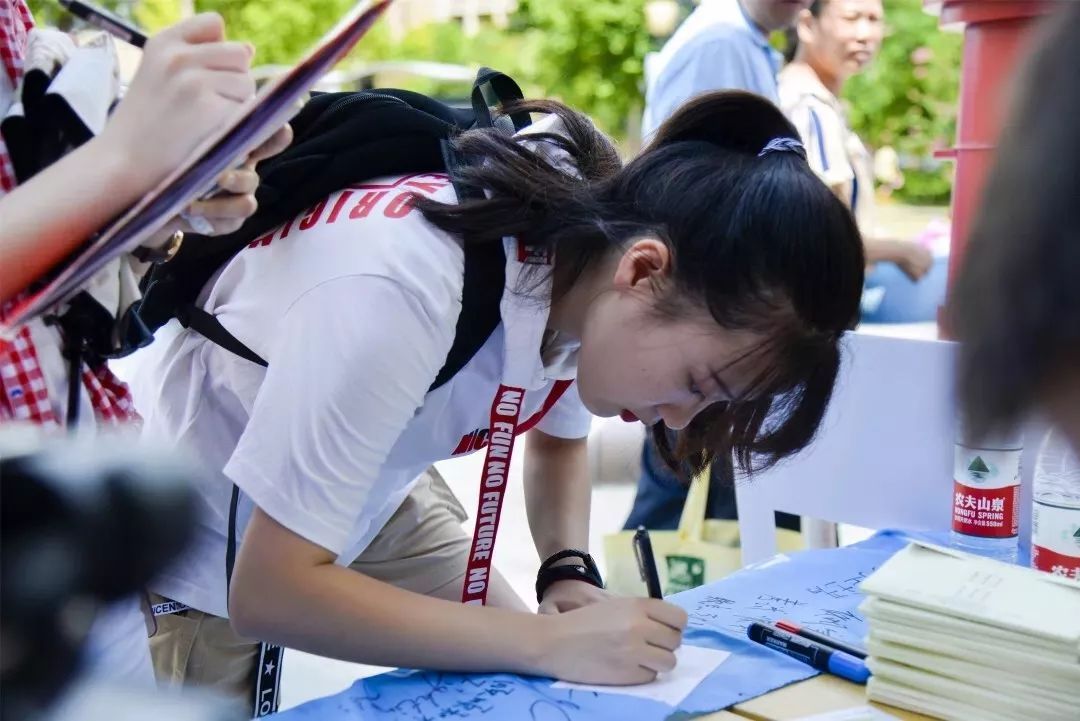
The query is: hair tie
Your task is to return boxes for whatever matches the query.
[758,137,807,160]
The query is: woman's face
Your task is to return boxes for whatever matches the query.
[803,0,885,84]
[573,239,768,430]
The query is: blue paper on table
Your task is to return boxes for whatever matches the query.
[273,670,678,721]
[272,531,912,720]
[672,529,911,712]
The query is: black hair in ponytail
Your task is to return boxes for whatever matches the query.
[417,91,864,476]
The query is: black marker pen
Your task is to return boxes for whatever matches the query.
[747,622,870,684]
[59,0,148,48]
[633,526,663,599]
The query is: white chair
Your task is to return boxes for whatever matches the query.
[734,331,1041,566]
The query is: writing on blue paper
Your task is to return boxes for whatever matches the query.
[274,536,911,721]
[685,566,880,643]
[751,595,807,613]
[349,675,583,721]
[274,670,679,721]
[806,571,872,599]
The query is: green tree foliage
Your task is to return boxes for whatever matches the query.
[27,0,962,189]
[27,0,131,29]
[195,0,358,66]
[29,0,366,64]
[131,0,182,32]
[512,0,651,138]
[844,0,962,204]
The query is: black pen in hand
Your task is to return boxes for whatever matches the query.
[59,0,148,48]
[633,526,664,599]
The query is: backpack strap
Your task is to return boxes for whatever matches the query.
[177,239,505,387]
[179,306,268,368]
[431,241,506,390]
[471,67,530,132]
[226,483,242,592]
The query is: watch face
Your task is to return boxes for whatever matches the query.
[134,230,184,264]
[165,230,185,259]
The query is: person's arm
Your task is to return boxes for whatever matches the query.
[2,128,288,298]
[0,134,139,301]
[525,429,591,560]
[863,237,933,281]
[232,507,541,672]
[524,423,613,612]
[524,383,613,612]
[224,276,687,683]
[0,13,284,302]
[232,507,685,684]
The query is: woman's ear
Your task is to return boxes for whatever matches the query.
[612,237,672,292]
[796,9,816,48]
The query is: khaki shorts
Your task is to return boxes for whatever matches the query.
[150,467,470,702]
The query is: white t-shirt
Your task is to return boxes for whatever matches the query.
[132,123,592,617]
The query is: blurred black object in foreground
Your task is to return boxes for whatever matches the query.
[0,433,197,720]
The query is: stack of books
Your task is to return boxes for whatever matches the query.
[859,543,1080,721]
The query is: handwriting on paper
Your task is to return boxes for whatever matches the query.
[275,670,678,721]
[807,571,872,599]
[273,535,913,721]
[351,676,569,721]
[685,566,881,643]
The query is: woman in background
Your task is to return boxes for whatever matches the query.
[779,0,935,319]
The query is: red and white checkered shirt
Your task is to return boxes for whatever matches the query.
[0,0,138,428]
[0,0,33,193]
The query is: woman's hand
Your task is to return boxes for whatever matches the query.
[177,123,294,236]
[538,579,611,614]
[96,13,257,195]
[140,122,294,247]
[534,597,687,684]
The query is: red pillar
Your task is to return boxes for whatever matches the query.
[931,0,1057,331]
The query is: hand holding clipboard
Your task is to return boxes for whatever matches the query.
[1,0,392,332]
[57,0,291,235]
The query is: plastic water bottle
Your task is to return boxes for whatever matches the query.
[1032,430,1080,581]
[950,424,1022,563]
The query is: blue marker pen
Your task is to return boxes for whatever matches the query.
[747,622,871,684]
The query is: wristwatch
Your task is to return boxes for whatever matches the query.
[133,229,185,264]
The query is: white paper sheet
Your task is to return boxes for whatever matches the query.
[860,542,1080,643]
[551,645,730,707]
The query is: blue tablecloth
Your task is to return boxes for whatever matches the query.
[272,531,917,721]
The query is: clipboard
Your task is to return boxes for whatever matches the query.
[1,0,392,333]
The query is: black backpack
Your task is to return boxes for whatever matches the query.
[130,67,531,391]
